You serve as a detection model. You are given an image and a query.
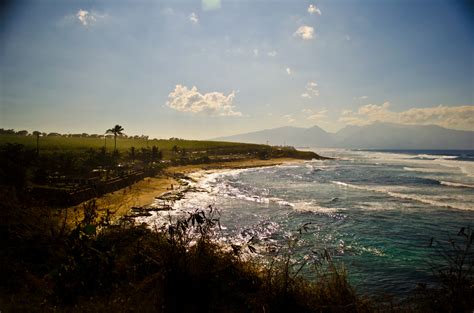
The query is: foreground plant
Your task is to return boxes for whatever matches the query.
[410,227,474,313]
[3,194,470,312]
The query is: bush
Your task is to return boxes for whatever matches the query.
[0,198,373,312]
[410,227,474,312]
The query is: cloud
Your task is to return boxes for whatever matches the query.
[166,85,241,117]
[339,103,474,130]
[286,67,292,75]
[189,12,199,24]
[77,10,92,25]
[74,9,106,26]
[358,95,368,100]
[284,114,295,123]
[302,108,327,121]
[308,111,327,121]
[267,50,277,57]
[399,105,474,130]
[345,35,351,41]
[253,49,259,57]
[308,4,322,15]
[293,25,314,40]
[202,0,221,11]
[301,81,319,98]
[339,101,396,125]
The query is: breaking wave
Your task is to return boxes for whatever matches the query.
[331,181,472,211]
[439,181,474,189]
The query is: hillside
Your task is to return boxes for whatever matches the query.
[214,122,474,149]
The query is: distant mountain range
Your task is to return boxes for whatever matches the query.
[213,122,474,149]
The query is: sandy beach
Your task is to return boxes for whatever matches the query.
[66,157,305,224]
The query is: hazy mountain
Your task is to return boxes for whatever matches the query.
[213,126,305,146]
[213,125,334,147]
[214,122,474,149]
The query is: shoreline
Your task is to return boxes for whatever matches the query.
[67,157,308,224]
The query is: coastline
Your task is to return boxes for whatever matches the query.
[67,157,307,224]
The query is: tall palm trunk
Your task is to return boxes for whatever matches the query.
[36,134,39,156]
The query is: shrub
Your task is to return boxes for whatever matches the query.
[0,198,374,312]
[411,227,474,313]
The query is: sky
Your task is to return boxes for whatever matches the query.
[1,0,473,139]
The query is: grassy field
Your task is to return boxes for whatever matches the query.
[0,134,266,154]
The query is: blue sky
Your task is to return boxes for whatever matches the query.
[1,0,473,139]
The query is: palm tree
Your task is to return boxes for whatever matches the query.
[171,145,179,156]
[32,131,41,155]
[106,125,124,151]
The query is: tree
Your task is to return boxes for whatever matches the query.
[106,125,124,151]
[32,131,41,156]
[171,145,179,155]
[0,144,35,190]
[129,146,136,162]
[151,145,162,161]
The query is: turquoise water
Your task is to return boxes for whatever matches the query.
[143,149,474,295]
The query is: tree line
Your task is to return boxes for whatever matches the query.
[0,127,151,140]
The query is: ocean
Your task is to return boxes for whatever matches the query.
[141,149,474,296]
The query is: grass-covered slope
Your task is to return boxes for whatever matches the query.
[0,134,322,160]
[0,134,269,153]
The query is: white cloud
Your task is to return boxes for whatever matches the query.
[399,105,474,130]
[284,114,295,123]
[307,110,327,121]
[189,12,199,24]
[340,101,396,125]
[267,50,277,57]
[286,67,292,75]
[77,10,92,25]
[74,9,106,26]
[308,4,322,15]
[293,25,314,40]
[339,103,474,130]
[166,85,241,117]
[302,108,327,121]
[301,81,319,98]
[358,95,368,100]
[345,35,351,41]
[253,49,259,57]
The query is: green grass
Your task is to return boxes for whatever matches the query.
[0,134,263,153]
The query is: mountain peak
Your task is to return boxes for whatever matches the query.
[213,122,473,149]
